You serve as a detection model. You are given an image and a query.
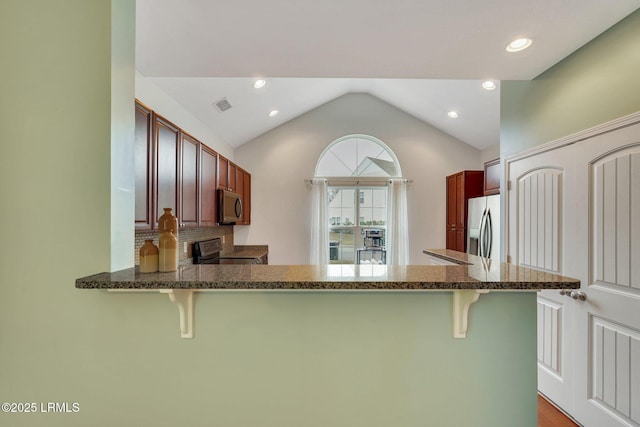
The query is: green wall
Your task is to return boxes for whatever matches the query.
[501,9,640,157]
[0,0,118,425]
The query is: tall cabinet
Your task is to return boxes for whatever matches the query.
[153,113,180,228]
[446,170,484,252]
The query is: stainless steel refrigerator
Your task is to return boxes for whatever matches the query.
[467,195,500,260]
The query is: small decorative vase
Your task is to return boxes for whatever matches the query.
[158,208,179,272]
[139,240,159,273]
[158,208,178,235]
[159,231,178,272]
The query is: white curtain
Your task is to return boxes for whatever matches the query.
[310,179,329,264]
[387,179,409,265]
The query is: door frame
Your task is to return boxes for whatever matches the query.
[503,111,640,266]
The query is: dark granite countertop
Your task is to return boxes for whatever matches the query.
[76,249,580,291]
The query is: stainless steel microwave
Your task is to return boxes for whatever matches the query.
[218,189,243,224]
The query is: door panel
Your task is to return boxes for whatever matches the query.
[179,133,199,227]
[590,316,640,424]
[508,150,575,414]
[455,173,464,227]
[154,115,179,226]
[199,145,217,227]
[446,174,457,228]
[592,150,640,293]
[516,168,562,272]
[537,296,563,377]
[134,102,153,229]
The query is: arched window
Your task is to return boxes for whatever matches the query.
[315,134,402,178]
[311,135,407,265]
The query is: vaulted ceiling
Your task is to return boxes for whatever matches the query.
[136,0,638,150]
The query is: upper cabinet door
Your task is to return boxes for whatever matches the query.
[217,155,239,192]
[484,158,500,195]
[179,132,199,228]
[218,155,229,190]
[242,169,251,225]
[236,165,244,203]
[228,162,237,192]
[134,100,153,230]
[199,144,218,227]
[234,167,251,225]
[153,114,180,227]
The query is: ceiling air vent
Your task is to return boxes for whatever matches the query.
[213,97,232,113]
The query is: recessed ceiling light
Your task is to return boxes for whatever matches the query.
[482,81,496,91]
[268,109,279,117]
[253,79,266,89]
[447,111,458,119]
[506,38,532,52]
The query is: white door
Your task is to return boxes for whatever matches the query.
[571,122,640,427]
[507,147,577,414]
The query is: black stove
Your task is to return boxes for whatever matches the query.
[192,238,222,264]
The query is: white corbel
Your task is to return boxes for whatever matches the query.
[160,289,194,339]
[453,289,490,338]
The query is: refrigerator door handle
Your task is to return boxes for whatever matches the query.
[478,208,487,257]
[485,210,493,258]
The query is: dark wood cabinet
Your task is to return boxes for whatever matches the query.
[446,173,462,229]
[218,155,229,190]
[218,155,240,192]
[229,162,237,192]
[134,100,153,230]
[134,101,253,229]
[153,114,180,228]
[235,166,244,202]
[179,132,199,228]
[484,158,500,195]
[235,168,251,225]
[445,170,484,252]
[242,169,251,225]
[199,144,218,227]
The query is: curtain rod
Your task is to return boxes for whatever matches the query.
[304,178,413,185]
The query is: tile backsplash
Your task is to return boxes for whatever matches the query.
[135,226,234,265]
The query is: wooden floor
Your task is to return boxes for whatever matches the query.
[538,395,580,427]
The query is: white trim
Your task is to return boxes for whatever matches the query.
[504,111,640,164]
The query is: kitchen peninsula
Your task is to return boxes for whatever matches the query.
[77,249,577,291]
[76,250,579,427]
